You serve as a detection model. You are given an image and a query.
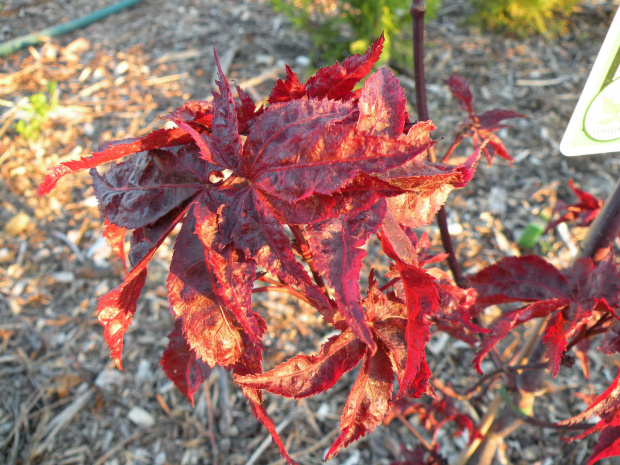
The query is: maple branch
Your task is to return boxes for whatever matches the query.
[252,286,313,306]
[411,0,430,126]
[396,412,434,452]
[411,0,467,289]
[566,313,612,351]
[288,224,330,297]
[579,175,620,262]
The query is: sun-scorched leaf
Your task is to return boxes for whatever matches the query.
[235,330,366,398]
[97,205,190,369]
[193,203,263,344]
[380,131,478,229]
[102,217,127,271]
[306,34,384,100]
[306,200,387,353]
[160,318,211,406]
[325,345,393,460]
[252,122,432,205]
[357,68,406,137]
[379,216,439,397]
[38,127,194,196]
[167,207,264,371]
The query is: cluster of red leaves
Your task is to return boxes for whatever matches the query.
[38,36,484,462]
[545,179,604,233]
[469,252,620,378]
[443,75,524,164]
[37,30,620,464]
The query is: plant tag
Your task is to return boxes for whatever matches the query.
[561,6,620,156]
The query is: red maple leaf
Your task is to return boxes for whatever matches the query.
[546,179,604,233]
[469,251,620,377]
[445,74,524,164]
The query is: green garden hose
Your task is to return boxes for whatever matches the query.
[0,0,145,58]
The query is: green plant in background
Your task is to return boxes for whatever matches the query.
[14,80,59,141]
[472,0,581,37]
[270,0,441,67]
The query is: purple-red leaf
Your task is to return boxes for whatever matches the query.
[249,400,298,465]
[167,207,265,371]
[97,205,189,369]
[446,75,473,114]
[546,180,604,233]
[91,148,206,229]
[234,330,366,398]
[209,49,243,170]
[160,318,211,406]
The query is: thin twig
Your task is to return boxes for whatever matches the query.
[396,412,433,452]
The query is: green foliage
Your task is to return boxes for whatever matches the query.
[14,81,59,141]
[270,0,441,67]
[472,0,581,37]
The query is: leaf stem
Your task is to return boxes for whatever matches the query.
[252,286,313,306]
[396,412,434,452]
[289,224,331,298]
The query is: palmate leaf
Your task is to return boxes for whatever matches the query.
[234,330,366,398]
[470,252,620,377]
[38,128,194,196]
[445,74,524,164]
[546,179,604,233]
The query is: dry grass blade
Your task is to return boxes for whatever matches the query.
[28,387,94,459]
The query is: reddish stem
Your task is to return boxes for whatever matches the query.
[289,224,330,297]
[252,286,313,306]
[441,134,464,163]
[411,0,466,289]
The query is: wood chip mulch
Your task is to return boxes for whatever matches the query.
[1,1,619,464]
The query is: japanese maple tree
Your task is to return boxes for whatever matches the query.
[37,5,620,464]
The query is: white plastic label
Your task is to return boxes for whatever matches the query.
[561,7,620,156]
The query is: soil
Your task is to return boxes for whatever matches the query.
[1,1,619,464]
